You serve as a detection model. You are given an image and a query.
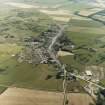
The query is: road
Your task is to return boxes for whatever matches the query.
[75,9,105,25]
[70,73,105,90]
[48,24,68,68]
[47,24,69,105]
[48,25,66,51]
[47,21,105,102]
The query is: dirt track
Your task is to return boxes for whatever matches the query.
[0,87,94,105]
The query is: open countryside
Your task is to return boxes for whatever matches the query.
[0,0,105,105]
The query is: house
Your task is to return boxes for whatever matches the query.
[85,70,92,76]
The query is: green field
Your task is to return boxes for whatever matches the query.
[0,0,105,93]
[64,17,105,87]
[16,0,69,5]
[69,19,104,27]
[14,0,92,11]
[0,3,59,93]
[0,42,62,93]
[0,58,62,91]
[0,8,52,42]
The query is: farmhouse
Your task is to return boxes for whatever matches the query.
[85,70,92,76]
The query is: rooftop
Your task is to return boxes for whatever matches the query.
[85,70,92,76]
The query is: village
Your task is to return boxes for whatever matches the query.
[18,24,74,66]
[17,23,105,98]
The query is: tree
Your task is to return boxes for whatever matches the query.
[96,89,105,105]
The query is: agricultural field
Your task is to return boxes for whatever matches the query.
[0,0,105,105]
[14,0,94,11]
[0,87,94,105]
[63,16,105,87]
[0,9,52,41]
[0,27,63,92]
[0,55,63,92]
[0,0,60,94]
[0,0,104,87]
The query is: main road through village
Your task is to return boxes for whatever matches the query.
[47,23,105,91]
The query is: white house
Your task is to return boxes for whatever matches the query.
[85,70,92,76]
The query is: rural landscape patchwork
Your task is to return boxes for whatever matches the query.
[0,0,105,105]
